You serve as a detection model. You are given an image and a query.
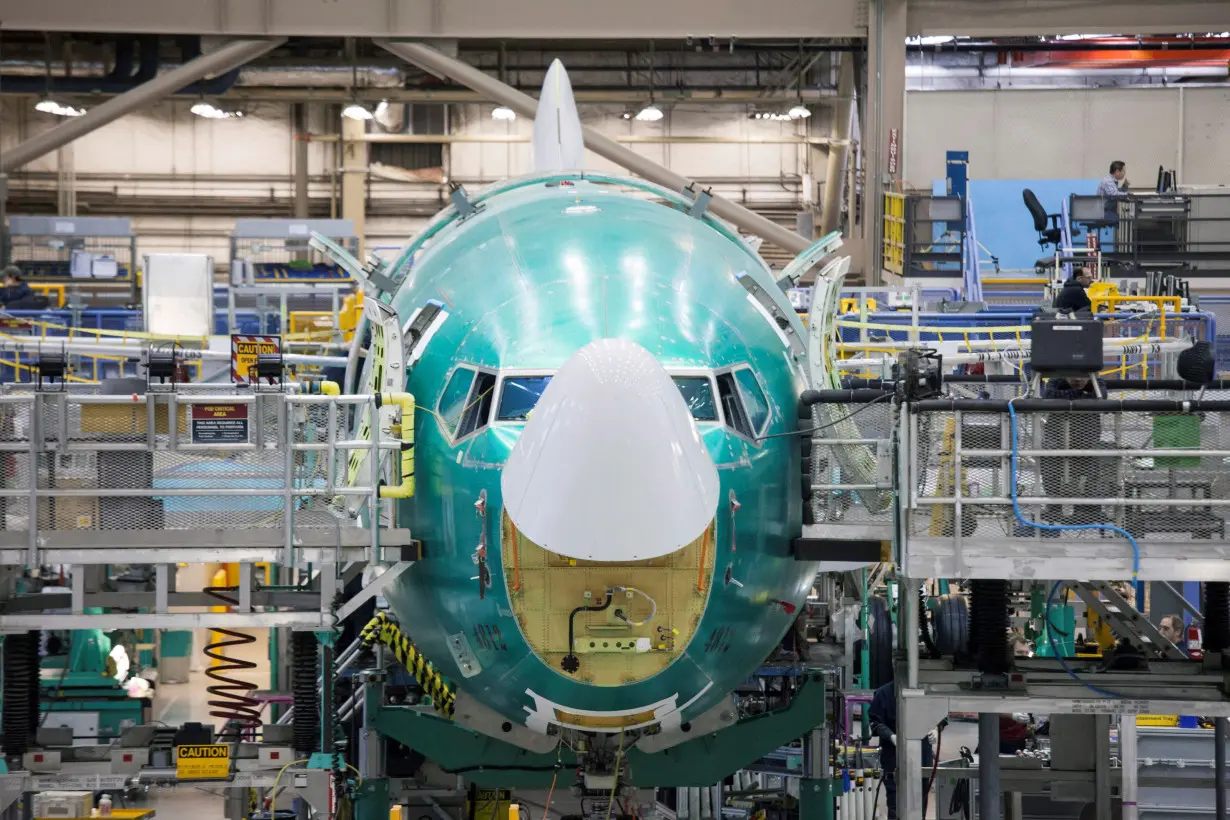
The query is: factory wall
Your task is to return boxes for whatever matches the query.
[904,86,1230,189]
[904,86,1230,270]
[1,97,828,265]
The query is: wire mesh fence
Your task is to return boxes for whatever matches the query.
[0,386,389,557]
[908,401,1230,544]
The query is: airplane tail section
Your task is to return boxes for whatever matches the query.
[531,59,585,172]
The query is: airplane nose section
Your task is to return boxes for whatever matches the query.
[500,339,720,562]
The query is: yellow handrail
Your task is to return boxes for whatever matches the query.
[378,392,416,500]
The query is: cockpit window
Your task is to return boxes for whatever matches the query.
[673,377,717,422]
[498,376,553,421]
[438,367,476,436]
[493,372,719,423]
[715,372,752,438]
[734,368,770,435]
[457,371,497,439]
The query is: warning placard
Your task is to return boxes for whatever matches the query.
[231,334,281,384]
[176,744,231,779]
[190,403,250,445]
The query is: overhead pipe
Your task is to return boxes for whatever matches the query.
[906,65,1230,79]
[375,39,809,256]
[0,36,245,97]
[1,38,286,173]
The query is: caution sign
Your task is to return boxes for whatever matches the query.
[175,744,231,779]
[190,404,250,445]
[231,334,281,384]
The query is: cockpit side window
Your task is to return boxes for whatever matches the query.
[715,372,753,438]
[673,377,718,422]
[437,367,476,437]
[734,367,770,436]
[498,376,553,421]
[457,371,498,439]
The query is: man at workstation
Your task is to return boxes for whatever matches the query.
[1098,160,1130,223]
[1053,266,1094,313]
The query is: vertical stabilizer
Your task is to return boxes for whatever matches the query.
[532,59,585,172]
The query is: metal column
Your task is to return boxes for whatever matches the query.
[375,39,810,257]
[294,103,311,220]
[979,714,1002,820]
[1,38,286,172]
[341,115,368,260]
[1216,717,1227,820]
[820,54,855,237]
[862,0,906,285]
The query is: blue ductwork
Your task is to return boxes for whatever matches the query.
[1,36,243,96]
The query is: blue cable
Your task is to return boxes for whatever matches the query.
[1005,399,1141,578]
[1005,398,1140,698]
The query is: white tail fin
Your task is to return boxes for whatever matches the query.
[531,59,585,172]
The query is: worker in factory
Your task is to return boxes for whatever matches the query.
[1053,266,1094,313]
[869,680,936,819]
[1098,160,1130,222]
[1159,614,1187,653]
[1041,374,1113,527]
[0,267,32,307]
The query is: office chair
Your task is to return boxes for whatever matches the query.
[1023,189,1063,248]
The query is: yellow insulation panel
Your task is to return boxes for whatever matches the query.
[502,511,715,687]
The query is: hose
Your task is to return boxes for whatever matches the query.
[203,586,263,736]
[2,631,36,758]
[291,631,320,756]
[359,612,455,718]
[969,581,1009,676]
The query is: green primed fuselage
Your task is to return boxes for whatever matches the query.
[379,174,818,733]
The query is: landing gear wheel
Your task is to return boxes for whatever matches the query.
[868,597,893,690]
[932,593,969,657]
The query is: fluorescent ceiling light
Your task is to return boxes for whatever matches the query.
[1055,33,1115,40]
[34,99,86,117]
[190,102,243,119]
[492,105,517,121]
[635,103,663,122]
[906,35,955,46]
[788,104,812,119]
[342,103,373,121]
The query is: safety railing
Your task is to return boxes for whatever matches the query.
[899,393,1230,580]
[808,391,896,529]
[882,193,906,276]
[0,384,402,567]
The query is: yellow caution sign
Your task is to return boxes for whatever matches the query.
[176,744,231,779]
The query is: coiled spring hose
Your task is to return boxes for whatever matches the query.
[203,586,263,735]
[1,631,38,758]
[360,612,455,718]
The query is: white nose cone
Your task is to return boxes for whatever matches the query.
[531,59,585,172]
[500,339,720,562]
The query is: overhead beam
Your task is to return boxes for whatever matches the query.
[0,0,864,37]
[377,39,810,256]
[0,38,286,173]
[908,0,1230,36]
[0,88,838,106]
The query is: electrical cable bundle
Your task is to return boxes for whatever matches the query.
[360,612,455,718]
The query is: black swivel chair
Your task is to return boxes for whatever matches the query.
[1023,189,1063,249]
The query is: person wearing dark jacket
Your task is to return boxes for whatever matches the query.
[869,681,934,820]
[1040,375,1115,526]
[1054,267,1094,313]
[0,268,32,307]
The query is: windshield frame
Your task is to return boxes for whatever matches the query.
[490,366,725,426]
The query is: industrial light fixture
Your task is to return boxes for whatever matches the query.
[342,103,373,121]
[635,40,665,122]
[751,110,793,122]
[34,98,85,117]
[635,103,663,122]
[492,105,517,121]
[905,35,956,46]
[190,101,244,119]
[788,104,811,119]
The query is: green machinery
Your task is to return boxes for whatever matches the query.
[38,624,147,742]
